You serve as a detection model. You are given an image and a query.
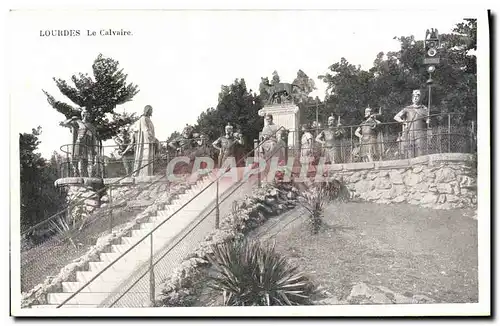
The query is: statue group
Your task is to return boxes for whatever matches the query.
[63,87,430,178]
[298,89,430,164]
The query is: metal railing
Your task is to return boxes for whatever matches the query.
[287,113,476,163]
[55,127,287,308]
[57,139,216,179]
[20,152,186,293]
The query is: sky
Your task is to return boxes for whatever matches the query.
[8,9,477,158]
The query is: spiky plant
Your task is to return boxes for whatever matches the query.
[50,205,87,248]
[207,239,313,306]
[300,186,329,234]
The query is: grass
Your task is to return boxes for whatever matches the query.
[256,201,478,303]
[194,201,477,305]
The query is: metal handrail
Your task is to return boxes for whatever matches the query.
[56,126,286,308]
[22,153,170,236]
[105,138,285,307]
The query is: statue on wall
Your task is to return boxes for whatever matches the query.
[394,89,430,158]
[114,127,135,175]
[122,105,159,177]
[168,124,197,155]
[61,108,101,177]
[212,123,244,168]
[355,107,383,162]
[259,114,286,162]
[261,80,302,105]
[315,114,345,164]
[300,123,314,164]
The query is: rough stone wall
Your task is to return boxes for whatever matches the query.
[326,153,477,210]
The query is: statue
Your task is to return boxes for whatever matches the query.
[61,109,101,177]
[122,105,159,177]
[315,114,345,164]
[168,124,197,155]
[212,123,244,167]
[261,79,302,105]
[114,128,134,175]
[300,123,314,164]
[259,114,286,162]
[355,107,383,162]
[394,90,430,158]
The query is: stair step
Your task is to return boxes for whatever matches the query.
[47,292,112,305]
[61,280,120,293]
[30,304,99,309]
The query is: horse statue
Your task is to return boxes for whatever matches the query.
[261,81,302,105]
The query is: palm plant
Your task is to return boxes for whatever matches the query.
[207,239,313,306]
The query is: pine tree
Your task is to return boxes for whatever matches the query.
[42,53,139,141]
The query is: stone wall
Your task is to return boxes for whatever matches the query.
[325,153,477,210]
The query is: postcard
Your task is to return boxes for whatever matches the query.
[8,7,490,317]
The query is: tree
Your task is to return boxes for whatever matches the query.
[196,79,263,154]
[292,69,316,104]
[43,54,139,141]
[20,127,66,232]
[320,19,477,129]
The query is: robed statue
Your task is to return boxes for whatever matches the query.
[122,105,159,177]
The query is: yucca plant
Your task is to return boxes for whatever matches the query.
[300,186,329,234]
[50,205,87,248]
[207,239,313,306]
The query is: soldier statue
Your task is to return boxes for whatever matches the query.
[355,107,382,162]
[114,127,135,175]
[259,114,285,162]
[61,109,101,177]
[212,123,244,167]
[394,89,430,158]
[168,124,197,155]
[315,114,345,164]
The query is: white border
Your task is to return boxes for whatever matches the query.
[5,4,491,319]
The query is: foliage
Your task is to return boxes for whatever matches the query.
[49,207,87,249]
[196,78,263,154]
[299,185,329,234]
[207,239,313,306]
[292,69,317,104]
[43,54,139,141]
[20,127,67,232]
[319,19,477,129]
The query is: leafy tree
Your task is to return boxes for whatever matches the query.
[292,69,316,104]
[20,127,66,232]
[320,19,477,129]
[196,78,263,154]
[43,54,139,141]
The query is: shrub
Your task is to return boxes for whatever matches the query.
[299,186,329,234]
[207,239,314,306]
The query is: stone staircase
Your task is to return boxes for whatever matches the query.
[31,171,240,308]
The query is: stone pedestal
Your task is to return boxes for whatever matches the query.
[55,177,104,220]
[258,103,300,149]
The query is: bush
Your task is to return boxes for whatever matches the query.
[299,185,329,234]
[207,239,314,306]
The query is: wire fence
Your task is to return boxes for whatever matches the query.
[50,127,285,308]
[287,113,476,164]
[22,113,476,307]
